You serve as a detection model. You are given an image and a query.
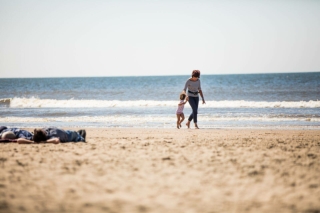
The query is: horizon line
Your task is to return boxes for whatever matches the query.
[0,71,319,79]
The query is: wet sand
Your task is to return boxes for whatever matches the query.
[0,128,320,213]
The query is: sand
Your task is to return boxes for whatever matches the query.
[0,128,320,213]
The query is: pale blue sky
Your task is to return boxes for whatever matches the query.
[0,0,319,78]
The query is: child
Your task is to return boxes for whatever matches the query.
[176,93,188,129]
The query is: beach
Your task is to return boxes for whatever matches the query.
[0,128,319,213]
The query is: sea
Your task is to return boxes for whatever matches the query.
[0,72,319,129]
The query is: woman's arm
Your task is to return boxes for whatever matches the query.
[183,79,190,93]
[17,138,60,144]
[199,90,206,104]
[17,138,34,144]
[46,138,60,144]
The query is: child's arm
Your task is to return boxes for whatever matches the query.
[183,96,189,104]
[178,101,188,105]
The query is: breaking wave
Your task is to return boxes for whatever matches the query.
[1,97,319,108]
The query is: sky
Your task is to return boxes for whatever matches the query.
[0,0,319,78]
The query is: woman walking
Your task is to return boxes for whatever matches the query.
[183,70,206,129]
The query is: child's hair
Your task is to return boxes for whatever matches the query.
[33,129,47,142]
[180,93,186,100]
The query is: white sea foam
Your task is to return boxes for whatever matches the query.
[4,97,320,108]
[2,115,320,123]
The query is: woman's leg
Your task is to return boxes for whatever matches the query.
[188,97,199,125]
[186,98,194,128]
[67,130,85,142]
[194,97,200,129]
[193,97,199,124]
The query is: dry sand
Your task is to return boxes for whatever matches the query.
[0,128,320,213]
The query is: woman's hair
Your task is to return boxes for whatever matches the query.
[192,70,200,78]
[33,129,47,142]
[180,93,186,100]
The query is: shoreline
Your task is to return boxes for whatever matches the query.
[18,126,320,131]
[4,125,320,131]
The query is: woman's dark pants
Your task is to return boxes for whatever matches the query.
[188,96,199,123]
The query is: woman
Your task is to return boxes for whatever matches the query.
[183,70,206,129]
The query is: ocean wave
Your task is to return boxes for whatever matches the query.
[1,97,320,108]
